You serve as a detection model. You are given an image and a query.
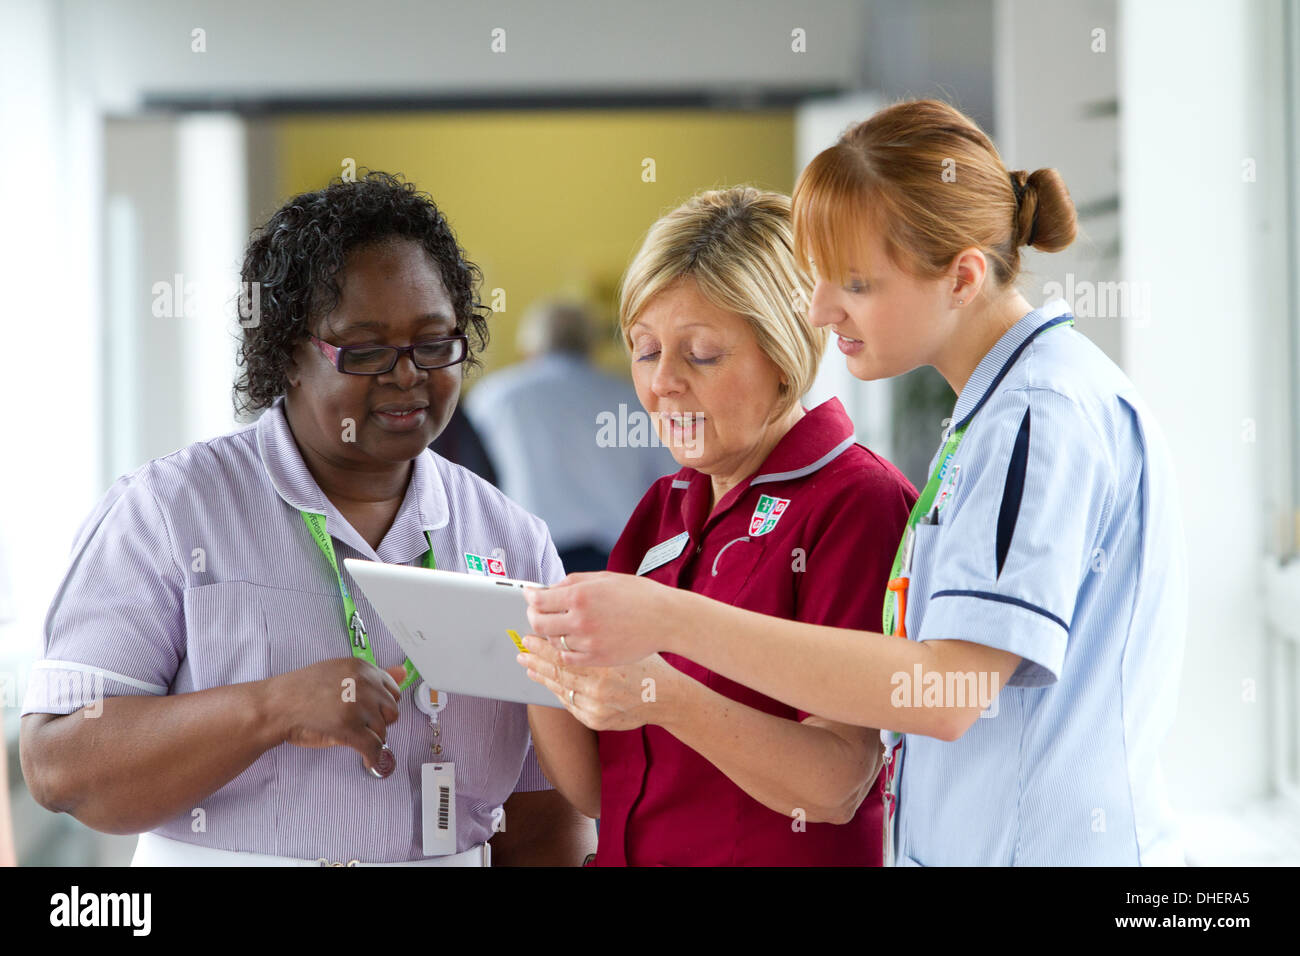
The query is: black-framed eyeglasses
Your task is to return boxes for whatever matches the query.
[309,334,469,375]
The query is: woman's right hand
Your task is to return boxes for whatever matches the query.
[265,658,406,773]
[523,571,689,667]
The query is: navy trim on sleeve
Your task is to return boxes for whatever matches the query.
[996,407,1032,578]
[930,589,1069,632]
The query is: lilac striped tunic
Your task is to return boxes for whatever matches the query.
[22,398,562,862]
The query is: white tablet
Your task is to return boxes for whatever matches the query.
[343,559,562,708]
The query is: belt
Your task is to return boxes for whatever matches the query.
[131,832,491,867]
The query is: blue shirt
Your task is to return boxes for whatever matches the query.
[465,353,676,552]
[893,300,1187,866]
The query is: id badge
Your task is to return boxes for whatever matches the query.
[636,531,690,576]
[901,525,917,575]
[421,762,457,856]
[414,682,448,718]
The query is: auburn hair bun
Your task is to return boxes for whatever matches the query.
[1010,168,1078,253]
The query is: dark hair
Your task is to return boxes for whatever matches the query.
[233,170,490,416]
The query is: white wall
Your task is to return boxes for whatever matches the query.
[996,0,1123,366]
[860,0,996,129]
[0,0,101,673]
[1119,0,1289,817]
[0,0,121,866]
[66,0,868,110]
[102,116,252,477]
[798,92,894,459]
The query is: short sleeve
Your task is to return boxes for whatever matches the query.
[21,475,186,716]
[537,529,567,585]
[793,465,918,720]
[916,388,1114,686]
[510,741,552,793]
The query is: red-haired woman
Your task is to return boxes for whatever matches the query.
[521,99,1187,867]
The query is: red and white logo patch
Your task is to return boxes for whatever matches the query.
[465,552,507,577]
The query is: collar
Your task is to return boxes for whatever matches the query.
[673,396,858,532]
[949,298,1073,432]
[256,397,450,563]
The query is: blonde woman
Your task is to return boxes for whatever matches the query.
[522,187,917,865]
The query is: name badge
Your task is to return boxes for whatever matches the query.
[636,531,690,576]
[422,762,457,856]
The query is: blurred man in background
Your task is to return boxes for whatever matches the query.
[430,403,500,487]
[466,300,675,572]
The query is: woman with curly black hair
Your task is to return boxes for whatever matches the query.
[20,171,595,866]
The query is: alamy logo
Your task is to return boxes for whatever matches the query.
[49,886,151,936]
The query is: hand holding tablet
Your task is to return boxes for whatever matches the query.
[344,560,563,708]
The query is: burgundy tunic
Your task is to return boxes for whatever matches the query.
[596,398,918,866]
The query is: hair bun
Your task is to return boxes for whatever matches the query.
[1011,168,1077,253]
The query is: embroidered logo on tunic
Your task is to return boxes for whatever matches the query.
[748,494,791,536]
[465,552,506,577]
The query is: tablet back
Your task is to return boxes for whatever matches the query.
[343,560,561,708]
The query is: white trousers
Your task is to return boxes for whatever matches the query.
[131,831,490,867]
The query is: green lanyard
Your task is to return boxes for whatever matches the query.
[881,425,967,638]
[881,315,1075,638]
[301,510,429,692]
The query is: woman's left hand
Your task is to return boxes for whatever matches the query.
[517,636,679,732]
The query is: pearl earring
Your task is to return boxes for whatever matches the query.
[956,299,964,305]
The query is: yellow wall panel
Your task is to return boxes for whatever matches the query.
[272,110,794,381]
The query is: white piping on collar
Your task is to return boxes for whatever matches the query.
[418,451,452,531]
[749,434,856,487]
[255,405,325,516]
[256,401,451,531]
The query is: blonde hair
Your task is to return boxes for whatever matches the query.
[618,187,824,413]
[792,98,1077,289]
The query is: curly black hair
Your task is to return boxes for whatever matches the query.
[233,170,491,417]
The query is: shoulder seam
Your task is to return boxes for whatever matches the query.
[1003,382,1114,468]
[1002,382,1117,558]
[135,472,188,585]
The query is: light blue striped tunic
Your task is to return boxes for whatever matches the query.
[22,398,561,862]
[893,299,1187,866]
